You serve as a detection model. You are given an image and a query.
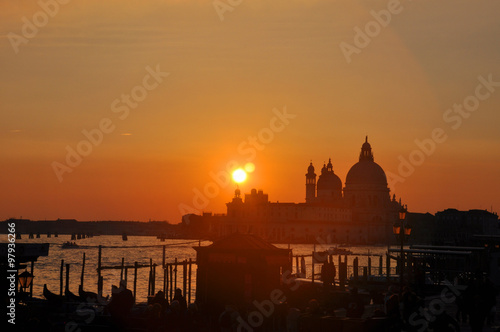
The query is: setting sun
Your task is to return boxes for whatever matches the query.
[232,168,247,184]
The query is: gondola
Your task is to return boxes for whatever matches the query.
[78,284,109,303]
[43,284,64,306]
[65,287,83,302]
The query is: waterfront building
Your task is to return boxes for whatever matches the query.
[188,137,404,244]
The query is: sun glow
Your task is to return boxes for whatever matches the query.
[232,168,247,183]
[244,162,255,173]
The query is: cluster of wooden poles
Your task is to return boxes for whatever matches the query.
[57,245,196,304]
[291,251,394,286]
[55,244,396,303]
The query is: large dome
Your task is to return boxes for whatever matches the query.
[345,137,388,186]
[345,160,387,186]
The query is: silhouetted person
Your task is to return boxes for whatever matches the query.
[150,290,168,312]
[172,288,187,313]
[346,287,365,318]
[321,259,336,289]
[108,280,135,327]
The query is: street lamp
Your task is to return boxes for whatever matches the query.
[393,205,411,292]
[18,270,34,295]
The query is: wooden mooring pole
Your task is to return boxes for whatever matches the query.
[148,259,153,297]
[133,262,138,301]
[164,264,168,296]
[169,264,173,301]
[30,261,34,298]
[120,257,125,281]
[311,252,315,283]
[65,264,70,293]
[183,260,187,300]
[188,258,192,304]
[386,252,391,278]
[368,257,372,276]
[80,253,86,288]
[152,264,156,296]
[174,258,178,293]
[353,257,359,281]
[97,245,102,295]
[162,245,166,268]
[60,259,64,296]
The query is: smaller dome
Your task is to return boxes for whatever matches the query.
[317,158,342,191]
[317,172,342,191]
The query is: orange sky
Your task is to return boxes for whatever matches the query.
[1,0,499,222]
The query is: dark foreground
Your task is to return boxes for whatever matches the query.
[12,281,500,332]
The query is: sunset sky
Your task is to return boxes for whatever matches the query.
[1,0,499,223]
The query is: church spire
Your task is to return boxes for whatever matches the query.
[359,136,374,162]
[327,158,333,172]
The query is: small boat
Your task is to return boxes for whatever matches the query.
[78,285,108,303]
[328,246,353,255]
[65,287,83,302]
[79,284,98,301]
[43,284,64,305]
[122,233,128,241]
[62,241,79,249]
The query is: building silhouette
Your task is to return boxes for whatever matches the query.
[189,137,404,244]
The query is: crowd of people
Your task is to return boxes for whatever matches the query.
[16,266,500,332]
[131,270,499,332]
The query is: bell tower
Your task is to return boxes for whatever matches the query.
[305,162,316,203]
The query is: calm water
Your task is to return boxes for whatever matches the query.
[17,235,390,303]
